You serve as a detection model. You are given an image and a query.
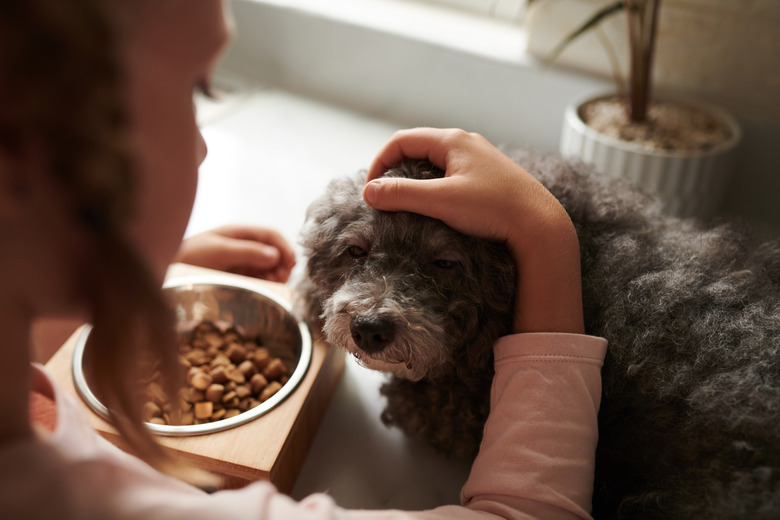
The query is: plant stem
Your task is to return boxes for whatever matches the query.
[626,0,662,124]
[532,0,662,124]
[625,0,643,123]
[641,0,661,121]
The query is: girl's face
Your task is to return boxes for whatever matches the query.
[124,0,232,278]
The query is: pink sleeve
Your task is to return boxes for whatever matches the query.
[165,333,607,520]
[25,333,606,520]
[460,333,607,520]
[148,333,607,520]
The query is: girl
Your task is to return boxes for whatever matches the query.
[0,1,606,518]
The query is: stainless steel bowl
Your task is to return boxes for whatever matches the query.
[72,275,312,436]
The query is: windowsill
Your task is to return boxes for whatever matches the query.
[219,0,610,153]
[249,0,532,65]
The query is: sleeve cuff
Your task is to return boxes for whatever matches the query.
[493,332,607,367]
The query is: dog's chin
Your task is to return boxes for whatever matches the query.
[322,324,427,381]
[347,350,426,381]
[320,303,451,381]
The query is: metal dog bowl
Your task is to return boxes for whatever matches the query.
[72,275,312,436]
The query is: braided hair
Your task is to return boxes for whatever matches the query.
[0,1,195,481]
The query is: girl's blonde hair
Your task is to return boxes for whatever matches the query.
[1,0,205,483]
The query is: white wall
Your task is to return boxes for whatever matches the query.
[219,0,780,229]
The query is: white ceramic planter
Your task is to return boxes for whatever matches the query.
[559,93,742,218]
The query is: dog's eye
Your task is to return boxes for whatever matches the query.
[346,245,368,259]
[431,259,458,270]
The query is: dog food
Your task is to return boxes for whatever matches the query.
[143,320,290,425]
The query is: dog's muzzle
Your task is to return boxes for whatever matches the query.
[349,315,395,353]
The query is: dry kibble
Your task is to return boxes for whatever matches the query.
[238,398,253,412]
[226,342,247,363]
[186,387,205,403]
[260,381,283,402]
[193,401,213,420]
[210,353,231,367]
[189,370,212,391]
[205,383,225,403]
[186,367,201,384]
[210,365,228,384]
[226,366,246,384]
[235,384,252,399]
[252,348,271,371]
[143,319,292,425]
[238,360,256,378]
[185,349,210,366]
[250,373,268,394]
[263,358,286,380]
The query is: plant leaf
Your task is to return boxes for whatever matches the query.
[542,1,625,66]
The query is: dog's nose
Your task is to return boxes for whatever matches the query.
[350,316,395,354]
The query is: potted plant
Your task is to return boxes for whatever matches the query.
[526,0,742,218]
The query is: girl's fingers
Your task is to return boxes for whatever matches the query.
[223,240,281,269]
[363,176,455,216]
[209,225,296,268]
[367,128,480,181]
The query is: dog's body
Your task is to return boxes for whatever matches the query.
[297,152,780,519]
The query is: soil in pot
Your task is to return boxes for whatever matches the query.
[580,95,733,153]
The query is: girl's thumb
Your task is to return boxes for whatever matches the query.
[363,177,437,214]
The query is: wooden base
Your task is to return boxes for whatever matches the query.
[45,264,344,493]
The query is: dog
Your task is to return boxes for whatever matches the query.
[297,151,780,519]
[297,161,515,460]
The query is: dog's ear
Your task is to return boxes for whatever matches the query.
[296,173,367,327]
[301,173,364,230]
[462,240,516,374]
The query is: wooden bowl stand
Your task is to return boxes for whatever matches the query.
[45,263,345,493]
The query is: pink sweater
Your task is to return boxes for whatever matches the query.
[0,333,606,519]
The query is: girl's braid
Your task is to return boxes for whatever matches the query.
[1,1,201,483]
[0,0,133,230]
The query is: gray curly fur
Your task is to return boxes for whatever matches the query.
[297,162,515,460]
[297,150,780,519]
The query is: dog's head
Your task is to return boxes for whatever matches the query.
[298,161,516,381]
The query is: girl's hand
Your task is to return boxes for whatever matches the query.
[363,128,584,334]
[174,225,296,283]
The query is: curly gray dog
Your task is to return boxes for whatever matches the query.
[297,161,515,461]
[297,151,780,520]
